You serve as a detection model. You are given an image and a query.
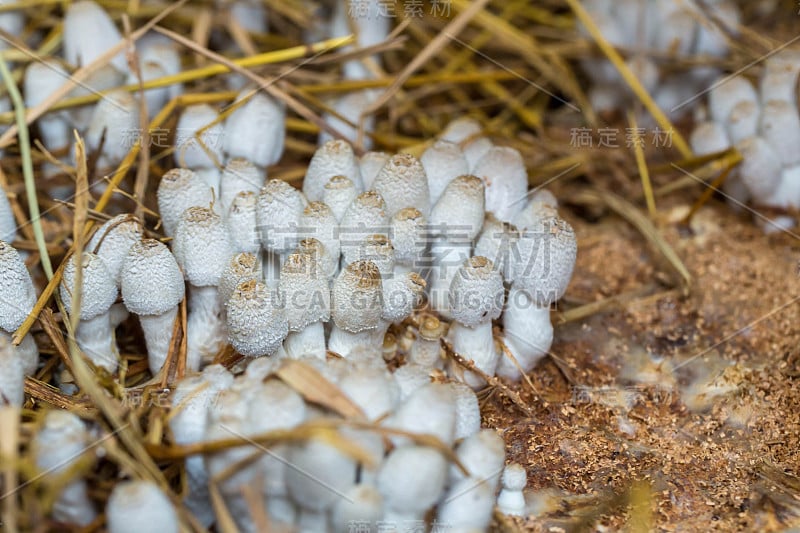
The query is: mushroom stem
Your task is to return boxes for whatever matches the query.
[496,286,553,381]
[186,285,225,371]
[283,321,326,360]
[75,313,119,372]
[448,321,497,389]
[140,307,179,373]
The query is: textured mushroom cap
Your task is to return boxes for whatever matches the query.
[359,151,390,190]
[439,117,493,170]
[0,334,23,406]
[121,239,185,315]
[303,140,363,201]
[157,168,215,237]
[372,153,431,218]
[87,214,143,284]
[419,313,446,341]
[299,201,340,261]
[297,237,337,279]
[340,190,389,232]
[323,175,358,222]
[725,100,760,145]
[512,213,577,306]
[421,140,469,205]
[224,91,285,168]
[257,179,308,253]
[60,252,118,320]
[226,191,260,253]
[218,252,259,304]
[448,382,482,441]
[377,445,447,513]
[219,158,265,214]
[449,256,504,327]
[760,99,800,167]
[174,104,224,168]
[389,207,427,267]
[86,90,140,165]
[690,121,731,157]
[430,175,486,240]
[173,207,233,287]
[343,234,394,276]
[474,213,519,280]
[382,272,426,323]
[0,241,36,332]
[331,260,382,333]
[736,137,783,202]
[709,76,758,124]
[279,252,331,331]
[106,480,178,533]
[502,463,527,491]
[226,280,288,357]
[63,1,126,71]
[472,146,529,223]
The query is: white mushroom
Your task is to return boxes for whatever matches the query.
[328,260,383,357]
[224,90,285,168]
[226,279,288,357]
[156,168,215,238]
[421,139,469,206]
[279,252,330,360]
[106,480,179,533]
[372,153,431,218]
[303,139,363,202]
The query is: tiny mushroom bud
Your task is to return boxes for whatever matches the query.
[323,175,358,223]
[173,207,234,371]
[85,90,141,171]
[303,139,363,202]
[226,191,260,254]
[359,151,390,190]
[439,117,494,170]
[328,260,383,357]
[219,158,265,215]
[120,239,185,374]
[409,314,446,368]
[279,252,330,360]
[372,153,431,218]
[759,52,800,105]
[447,256,505,389]
[63,1,126,72]
[390,207,427,276]
[226,279,288,357]
[87,214,143,284]
[60,252,120,373]
[218,252,260,304]
[421,139,470,206]
[497,463,527,516]
[106,481,178,533]
[0,241,38,375]
[33,411,96,526]
[157,168,215,237]
[224,90,285,168]
[472,146,529,223]
[450,429,506,487]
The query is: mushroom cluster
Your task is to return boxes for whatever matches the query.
[168,357,526,532]
[579,0,739,119]
[690,49,800,232]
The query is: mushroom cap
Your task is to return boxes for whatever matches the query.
[0,183,15,245]
[451,428,505,485]
[474,213,519,280]
[226,191,260,254]
[173,206,233,287]
[340,190,389,233]
[219,157,265,213]
[331,260,382,333]
[439,117,493,170]
[358,151,390,190]
[759,99,800,167]
[60,252,118,320]
[389,207,427,267]
[725,100,760,145]
[708,76,758,124]
[0,241,37,332]
[303,139,363,202]
[174,103,224,168]
[297,237,337,279]
[257,179,308,253]
[63,1,126,71]
[418,313,446,341]
[87,214,143,284]
[339,366,400,421]
[107,480,178,533]
[377,445,447,513]
[502,463,527,491]
[224,90,285,168]
[421,139,469,205]
[382,272,426,323]
[86,90,140,165]
[226,280,288,357]
[218,252,259,304]
[736,136,783,202]
[512,212,577,307]
[33,410,90,473]
[384,382,457,446]
[690,121,731,157]
[343,234,394,276]
[472,146,529,223]
[156,168,215,237]
[323,175,358,223]
[121,239,185,316]
[429,175,486,241]
[372,153,431,218]
[299,201,340,261]
[279,252,331,331]
[449,256,504,327]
